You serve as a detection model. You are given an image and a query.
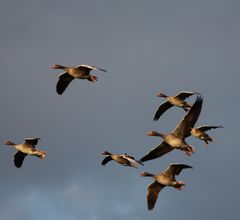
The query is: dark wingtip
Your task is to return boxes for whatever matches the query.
[138,160,144,166]
[56,88,64,95]
[192,95,203,108]
[196,95,203,102]
[101,150,111,155]
[101,161,106,166]
[139,157,146,163]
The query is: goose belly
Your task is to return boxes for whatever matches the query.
[68,69,86,78]
[165,136,183,148]
[15,145,35,154]
[167,97,185,106]
[156,175,173,186]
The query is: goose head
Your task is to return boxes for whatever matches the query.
[51,64,65,69]
[140,172,154,177]
[156,92,167,98]
[3,140,15,146]
[148,131,163,138]
[102,151,111,156]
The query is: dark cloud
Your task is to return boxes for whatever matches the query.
[0,0,239,219]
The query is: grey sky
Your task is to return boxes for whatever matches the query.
[0,0,239,219]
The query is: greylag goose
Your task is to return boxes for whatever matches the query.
[51,64,108,95]
[190,125,223,146]
[3,138,47,168]
[140,96,203,162]
[101,151,144,168]
[153,91,199,121]
[141,163,192,210]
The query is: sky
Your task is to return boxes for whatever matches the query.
[0,0,239,219]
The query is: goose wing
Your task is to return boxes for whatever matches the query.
[163,163,193,177]
[197,125,223,132]
[175,91,199,100]
[76,65,107,74]
[173,96,203,139]
[140,142,173,162]
[24,138,40,146]
[14,151,27,168]
[122,154,144,167]
[101,156,113,165]
[56,72,74,95]
[153,101,173,121]
[147,181,165,210]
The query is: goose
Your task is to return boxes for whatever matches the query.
[51,64,108,95]
[141,163,192,210]
[101,151,144,168]
[153,91,199,121]
[190,125,223,146]
[140,96,203,162]
[3,138,47,168]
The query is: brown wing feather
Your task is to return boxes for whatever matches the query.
[56,73,74,95]
[153,101,173,121]
[175,91,199,100]
[163,163,193,177]
[147,181,165,210]
[76,65,108,73]
[101,156,113,165]
[140,142,173,162]
[14,151,27,168]
[75,66,91,75]
[197,125,223,132]
[24,138,40,146]
[173,96,203,139]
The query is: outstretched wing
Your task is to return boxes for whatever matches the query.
[163,163,193,177]
[76,65,108,74]
[14,151,27,168]
[175,91,199,100]
[122,154,144,167]
[153,101,173,121]
[147,181,165,210]
[173,96,203,139]
[197,125,223,132]
[101,156,113,166]
[56,72,74,95]
[140,142,173,162]
[24,138,40,146]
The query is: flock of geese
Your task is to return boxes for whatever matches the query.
[3,64,223,211]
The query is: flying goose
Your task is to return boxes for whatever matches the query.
[140,96,203,162]
[51,64,108,95]
[3,138,47,168]
[101,151,144,168]
[141,163,192,210]
[190,125,223,146]
[153,91,199,121]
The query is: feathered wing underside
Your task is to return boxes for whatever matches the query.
[175,91,199,100]
[56,72,74,95]
[24,138,40,146]
[140,142,173,162]
[101,156,113,165]
[122,155,144,167]
[163,163,193,177]
[197,125,223,132]
[153,101,173,121]
[14,151,27,168]
[173,96,203,139]
[147,181,165,210]
[76,65,108,73]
